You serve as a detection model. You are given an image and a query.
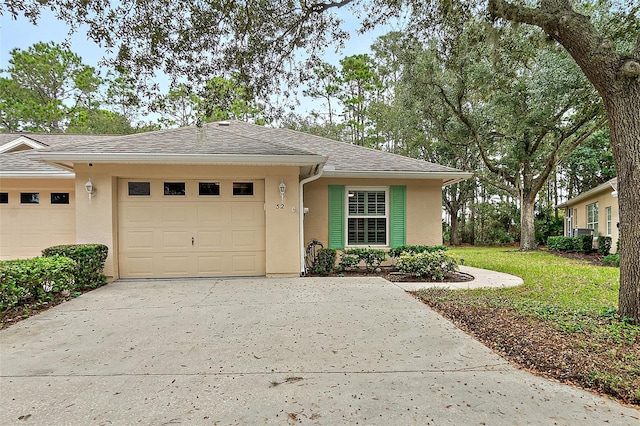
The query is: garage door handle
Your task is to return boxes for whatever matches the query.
[191,237,194,246]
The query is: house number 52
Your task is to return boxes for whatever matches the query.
[276,203,285,209]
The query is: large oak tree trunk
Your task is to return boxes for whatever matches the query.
[450,212,461,246]
[520,197,537,251]
[605,91,640,323]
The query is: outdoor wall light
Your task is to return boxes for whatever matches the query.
[85,179,95,201]
[279,180,286,204]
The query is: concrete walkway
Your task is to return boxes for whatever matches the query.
[395,265,524,291]
[1,277,637,425]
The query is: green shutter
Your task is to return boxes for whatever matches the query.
[389,186,406,248]
[328,185,345,249]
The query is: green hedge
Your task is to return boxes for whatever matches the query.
[396,250,458,280]
[42,244,108,289]
[547,235,593,253]
[338,247,387,271]
[0,256,76,310]
[597,236,612,255]
[603,253,620,267]
[311,248,337,276]
[388,245,448,258]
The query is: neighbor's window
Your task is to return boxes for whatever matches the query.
[233,182,254,196]
[347,189,387,245]
[51,193,70,204]
[565,207,573,237]
[0,193,7,204]
[586,202,598,231]
[164,182,186,196]
[20,192,39,204]
[606,206,612,235]
[199,182,220,196]
[128,182,151,196]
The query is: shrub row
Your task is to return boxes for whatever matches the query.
[396,250,459,280]
[310,245,457,276]
[0,244,108,311]
[597,236,612,256]
[603,254,620,267]
[388,245,448,258]
[42,244,108,289]
[547,235,593,253]
[0,256,76,310]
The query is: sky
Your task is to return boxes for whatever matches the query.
[0,8,402,118]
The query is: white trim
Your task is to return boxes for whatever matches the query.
[0,136,46,153]
[299,163,325,275]
[345,186,389,247]
[0,172,74,178]
[322,170,472,186]
[557,178,618,208]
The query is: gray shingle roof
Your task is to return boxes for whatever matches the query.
[0,150,73,176]
[2,122,469,178]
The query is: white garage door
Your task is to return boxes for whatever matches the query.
[118,179,265,278]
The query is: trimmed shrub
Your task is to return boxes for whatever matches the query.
[547,236,593,253]
[311,248,337,276]
[338,248,387,271]
[0,256,76,310]
[396,250,458,280]
[388,245,448,258]
[603,254,620,267]
[597,236,612,256]
[42,244,108,289]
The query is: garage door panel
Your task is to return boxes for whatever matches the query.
[118,178,265,278]
[197,255,224,275]
[124,256,154,276]
[232,253,265,274]
[162,205,191,224]
[231,230,264,249]
[162,231,190,249]
[196,205,227,224]
[125,206,156,223]
[197,230,224,249]
[161,255,191,275]
[230,204,264,224]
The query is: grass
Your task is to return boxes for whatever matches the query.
[415,247,640,405]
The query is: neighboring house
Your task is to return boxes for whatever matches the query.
[0,121,471,279]
[557,177,619,253]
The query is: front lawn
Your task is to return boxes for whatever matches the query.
[415,247,640,406]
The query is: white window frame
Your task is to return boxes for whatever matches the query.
[605,206,612,236]
[586,202,598,232]
[565,207,572,237]
[345,186,389,247]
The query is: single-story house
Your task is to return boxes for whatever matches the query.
[0,121,472,279]
[557,177,619,253]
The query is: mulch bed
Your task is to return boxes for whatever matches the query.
[548,250,608,266]
[310,266,474,283]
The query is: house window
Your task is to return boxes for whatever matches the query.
[20,192,39,204]
[128,182,151,196]
[233,182,254,196]
[605,206,612,236]
[0,193,7,204]
[199,182,220,196]
[347,189,388,245]
[565,207,573,237]
[164,182,186,196]
[51,193,70,204]
[586,202,598,232]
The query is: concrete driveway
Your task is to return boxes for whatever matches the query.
[1,277,638,425]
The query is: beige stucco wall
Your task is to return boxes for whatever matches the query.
[0,178,76,259]
[302,177,444,249]
[564,190,619,253]
[73,163,301,278]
